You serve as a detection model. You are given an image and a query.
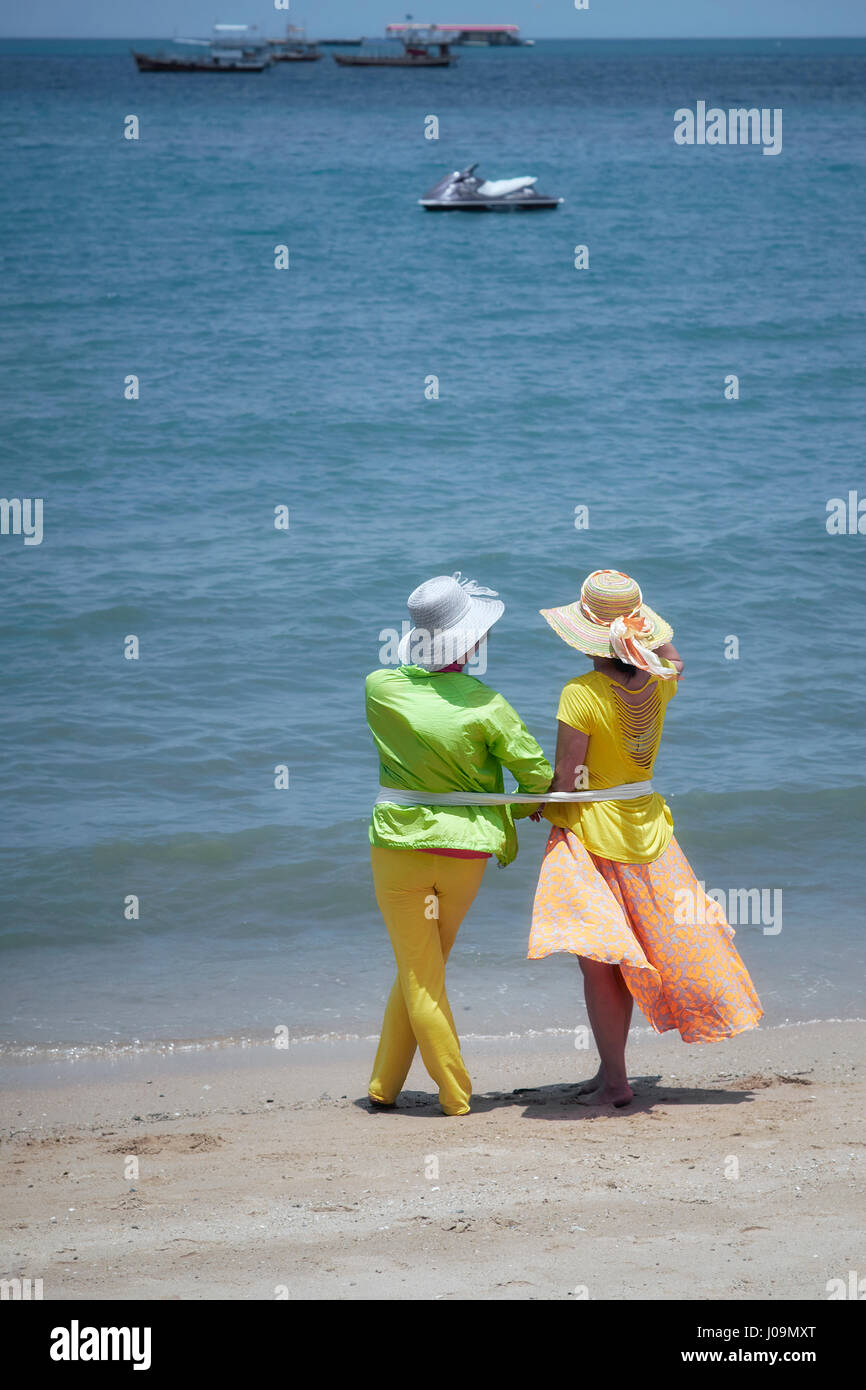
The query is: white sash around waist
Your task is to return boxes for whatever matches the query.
[375,781,654,807]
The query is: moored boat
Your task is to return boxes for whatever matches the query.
[132,24,273,73]
[132,51,272,72]
[268,24,323,61]
[334,29,457,67]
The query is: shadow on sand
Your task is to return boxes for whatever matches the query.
[355,1074,764,1119]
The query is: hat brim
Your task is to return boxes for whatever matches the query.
[398,596,504,671]
[539,601,672,657]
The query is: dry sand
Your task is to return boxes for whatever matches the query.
[1,1020,863,1301]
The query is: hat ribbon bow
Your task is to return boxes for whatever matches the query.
[583,602,676,680]
[452,572,499,599]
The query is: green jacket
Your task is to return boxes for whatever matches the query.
[366,665,553,866]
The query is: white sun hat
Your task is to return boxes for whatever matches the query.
[396,572,504,671]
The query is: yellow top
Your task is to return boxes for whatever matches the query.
[545,664,678,863]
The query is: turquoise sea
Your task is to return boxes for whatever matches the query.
[1,38,865,1057]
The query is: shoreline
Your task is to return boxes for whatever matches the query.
[2,1019,863,1300]
[1,1013,863,1086]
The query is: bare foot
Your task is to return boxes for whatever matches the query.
[575,1068,604,1095]
[575,1082,634,1108]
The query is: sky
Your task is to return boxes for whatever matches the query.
[0,0,863,40]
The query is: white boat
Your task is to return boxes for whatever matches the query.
[386,22,531,46]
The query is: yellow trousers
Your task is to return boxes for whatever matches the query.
[368,846,487,1116]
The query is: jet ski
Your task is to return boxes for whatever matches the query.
[419,163,563,211]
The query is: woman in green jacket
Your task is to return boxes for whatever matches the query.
[367,573,552,1116]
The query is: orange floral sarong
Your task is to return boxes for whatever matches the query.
[528,828,762,1043]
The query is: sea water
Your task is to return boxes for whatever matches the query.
[1,38,864,1056]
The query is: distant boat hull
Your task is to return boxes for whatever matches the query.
[455,37,529,46]
[132,51,270,72]
[270,50,322,62]
[334,53,456,67]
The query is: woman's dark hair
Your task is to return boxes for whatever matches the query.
[608,656,636,678]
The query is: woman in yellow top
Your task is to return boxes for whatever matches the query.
[529,569,762,1107]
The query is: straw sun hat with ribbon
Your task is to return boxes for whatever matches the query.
[540,569,675,680]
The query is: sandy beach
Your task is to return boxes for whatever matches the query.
[1,1019,863,1301]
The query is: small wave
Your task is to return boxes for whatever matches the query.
[1,1017,862,1065]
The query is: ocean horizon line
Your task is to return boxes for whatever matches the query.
[2,35,866,45]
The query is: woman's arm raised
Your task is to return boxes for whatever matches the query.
[653,641,684,678]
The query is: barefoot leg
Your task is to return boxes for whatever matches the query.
[576,967,632,1093]
[613,964,633,1047]
[575,1067,604,1095]
[577,958,634,1106]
